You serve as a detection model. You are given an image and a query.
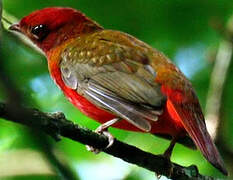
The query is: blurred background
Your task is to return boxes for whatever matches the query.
[0,0,232,179]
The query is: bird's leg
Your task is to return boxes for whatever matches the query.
[86,118,121,154]
[95,118,121,149]
[163,137,177,159]
[156,137,177,178]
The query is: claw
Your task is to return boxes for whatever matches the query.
[155,155,173,178]
[86,118,120,153]
[156,173,162,179]
[155,137,177,178]
[86,145,101,154]
[86,130,114,153]
[102,131,115,148]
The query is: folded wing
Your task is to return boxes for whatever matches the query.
[59,33,166,132]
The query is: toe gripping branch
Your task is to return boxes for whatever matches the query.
[86,118,120,153]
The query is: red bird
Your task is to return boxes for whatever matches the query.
[9,7,227,175]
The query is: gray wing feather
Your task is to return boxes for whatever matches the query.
[60,61,165,132]
[59,32,166,132]
[91,71,164,106]
[60,66,78,89]
[85,80,152,131]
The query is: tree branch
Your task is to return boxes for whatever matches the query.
[0,102,218,180]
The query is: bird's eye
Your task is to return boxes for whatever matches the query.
[31,24,49,40]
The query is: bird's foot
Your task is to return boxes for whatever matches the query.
[86,118,120,154]
[86,129,114,154]
[155,154,173,179]
[155,137,177,179]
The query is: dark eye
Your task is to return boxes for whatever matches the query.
[31,24,49,40]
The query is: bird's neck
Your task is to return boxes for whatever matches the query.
[38,20,103,54]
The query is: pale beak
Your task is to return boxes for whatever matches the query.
[9,24,21,32]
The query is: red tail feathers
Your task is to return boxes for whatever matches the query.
[168,99,228,175]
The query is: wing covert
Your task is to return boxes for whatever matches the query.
[59,30,166,131]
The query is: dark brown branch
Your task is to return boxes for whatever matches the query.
[0,102,219,180]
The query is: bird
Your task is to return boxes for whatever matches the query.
[9,7,227,175]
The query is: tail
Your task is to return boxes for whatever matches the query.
[168,99,228,175]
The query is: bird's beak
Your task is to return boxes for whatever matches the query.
[9,24,21,32]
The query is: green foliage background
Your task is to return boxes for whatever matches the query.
[0,0,233,179]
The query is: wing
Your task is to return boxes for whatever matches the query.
[60,30,166,132]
